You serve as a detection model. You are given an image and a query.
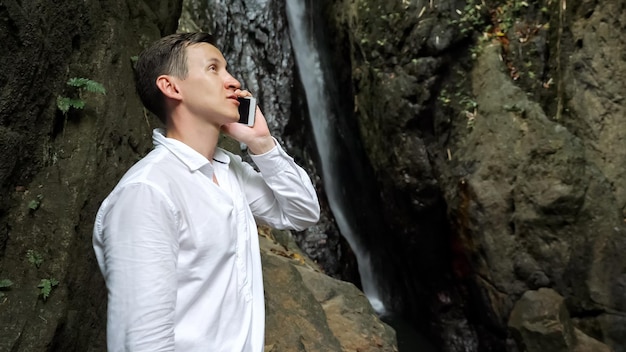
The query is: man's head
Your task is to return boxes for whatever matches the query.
[134,32,217,124]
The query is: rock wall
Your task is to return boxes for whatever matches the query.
[0,0,178,350]
[325,0,482,348]
[0,0,397,350]
[325,0,626,350]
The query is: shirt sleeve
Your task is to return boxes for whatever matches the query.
[239,140,320,231]
[93,182,179,352]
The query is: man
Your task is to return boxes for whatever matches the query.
[93,32,320,351]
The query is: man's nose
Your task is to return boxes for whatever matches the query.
[224,74,241,89]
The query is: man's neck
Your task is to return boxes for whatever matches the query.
[165,118,221,161]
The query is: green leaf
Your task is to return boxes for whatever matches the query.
[0,279,13,289]
[27,249,44,268]
[68,98,85,110]
[67,77,106,94]
[28,199,40,210]
[57,96,71,113]
[66,77,88,87]
[57,96,85,114]
[38,278,59,301]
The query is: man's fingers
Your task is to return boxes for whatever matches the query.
[235,89,252,98]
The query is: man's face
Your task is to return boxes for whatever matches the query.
[176,43,241,126]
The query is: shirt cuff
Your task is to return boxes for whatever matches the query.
[249,138,292,177]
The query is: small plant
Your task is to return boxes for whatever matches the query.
[460,96,478,130]
[130,55,140,71]
[28,199,40,210]
[0,279,14,299]
[38,278,59,301]
[27,249,44,268]
[56,77,106,114]
[0,279,13,289]
[460,96,478,111]
[439,89,451,105]
[451,0,487,35]
[27,194,43,211]
[501,0,530,33]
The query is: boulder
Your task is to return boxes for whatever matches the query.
[261,227,398,352]
[508,288,612,352]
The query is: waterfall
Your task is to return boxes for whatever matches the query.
[285,0,386,314]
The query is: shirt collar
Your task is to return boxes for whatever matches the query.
[152,129,230,174]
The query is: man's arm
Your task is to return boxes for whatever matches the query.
[93,182,179,351]
[236,141,320,231]
[221,102,320,230]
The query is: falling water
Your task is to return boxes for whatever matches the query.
[285,0,386,314]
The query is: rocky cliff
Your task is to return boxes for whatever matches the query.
[0,0,396,351]
[322,0,626,351]
[0,0,175,349]
[2,0,625,351]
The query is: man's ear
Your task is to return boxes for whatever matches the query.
[156,75,182,101]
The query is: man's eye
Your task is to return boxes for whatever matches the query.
[207,65,217,72]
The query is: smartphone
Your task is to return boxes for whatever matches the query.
[237,96,256,127]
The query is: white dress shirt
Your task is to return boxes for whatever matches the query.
[93,129,320,351]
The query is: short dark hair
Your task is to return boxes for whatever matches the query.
[134,32,217,123]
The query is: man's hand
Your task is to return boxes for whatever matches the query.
[221,90,275,155]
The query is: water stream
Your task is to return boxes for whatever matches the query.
[285,0,386,314]
[282,2,451,351]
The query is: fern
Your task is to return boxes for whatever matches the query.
[27,199,41,210]
[27,249,44,268]
[57,96,86,114]
[56,77,106,115]
[38,278,59,301]
[66,77,107,94]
